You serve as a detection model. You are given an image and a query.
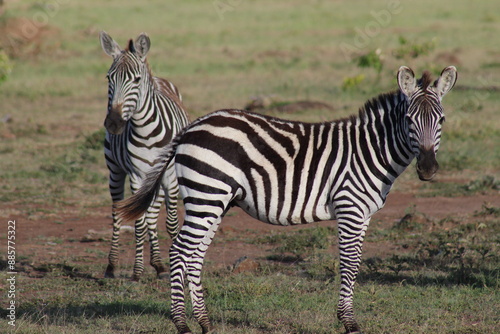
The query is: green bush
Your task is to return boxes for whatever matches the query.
[393,36,436,59]
[356,49,383,73]
[0,50,12,84]
[342,74,365,91]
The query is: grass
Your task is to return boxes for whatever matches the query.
[2,203,499,333]
[0,0,499,333]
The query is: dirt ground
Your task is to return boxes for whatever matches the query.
[7,191,499,279]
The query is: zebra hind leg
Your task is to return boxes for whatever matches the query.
[170,214,224,334]
[187,215,223,334]
[169,244,191,333]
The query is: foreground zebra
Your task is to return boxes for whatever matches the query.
[116,66,457,333]
[100,31,190,280]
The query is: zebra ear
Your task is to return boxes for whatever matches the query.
[434,66,458,100]
[397,66,417,98]
[100,31,122,58]
[133,33,151,61]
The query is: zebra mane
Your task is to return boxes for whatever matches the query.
[350,90,402,124]
[419,71,434,90]
[120,39,154,78]
[352,70,434,124]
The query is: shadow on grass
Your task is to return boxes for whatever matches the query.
[12,300,170,325]
[357,266,499,288]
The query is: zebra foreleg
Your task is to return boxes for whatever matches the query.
[163,164,181,240]
[336,217,369,334]
[144,190,167,279]
[105,212,122,278]
[129,176,166,280]
[131,215,148,281]
[105,169,126,279]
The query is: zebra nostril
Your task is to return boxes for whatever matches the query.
[104,111,126,135]
[416,146,439,181]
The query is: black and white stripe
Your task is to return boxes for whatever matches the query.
[100,31,189,281]
[117,66,457,333]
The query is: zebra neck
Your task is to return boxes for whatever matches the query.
[347,90,415,180]
[130,81,157,125]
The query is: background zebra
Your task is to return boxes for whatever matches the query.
[116,66,457,333]
[100,31,190,281]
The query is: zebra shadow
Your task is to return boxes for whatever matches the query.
[358,256,498,287]
[12,297,174,330]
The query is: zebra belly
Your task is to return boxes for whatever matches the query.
[233,198,336,226]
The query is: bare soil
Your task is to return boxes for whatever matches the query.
[7,192,499,279]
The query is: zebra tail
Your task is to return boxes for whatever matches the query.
[114,132,184,222]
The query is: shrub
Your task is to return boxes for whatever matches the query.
[342,74,365,91]
[393,36,436,59]
[355,49,384,73]
[0,50,12,84]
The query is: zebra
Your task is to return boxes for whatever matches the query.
[99,31,190,281]
[115,66,457,333]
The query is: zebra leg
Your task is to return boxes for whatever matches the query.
[131,215,148,281]
[145,188,168,279]
[186,221,221,334]
[128,175,167,281]
[105,168,126,279]
[169,242,192,334]
[336,216,370,334]
[128,175,154,281]
[170,207,226,333]
[163,164,180,239]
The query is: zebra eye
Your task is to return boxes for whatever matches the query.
[133,76,141,83]
[439,116,445,125]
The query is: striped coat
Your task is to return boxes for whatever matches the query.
[100,31,189,280]
[117,66,457,333]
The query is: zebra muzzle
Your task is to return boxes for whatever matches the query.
[104,109,127,135]
[416,146,439,181]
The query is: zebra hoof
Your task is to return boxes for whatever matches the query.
[104,264,115,278]
[104,271,115,279]
[131,275,141,282]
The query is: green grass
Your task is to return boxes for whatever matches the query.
[2,203,499,333]
[1,0,500,333]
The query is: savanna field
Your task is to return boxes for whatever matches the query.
[0,0,499,333]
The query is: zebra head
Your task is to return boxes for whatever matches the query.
[397,66,457,181]
[100,31,152,135]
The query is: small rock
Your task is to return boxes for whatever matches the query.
[232,256,259,274]
[219,225,236,235]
